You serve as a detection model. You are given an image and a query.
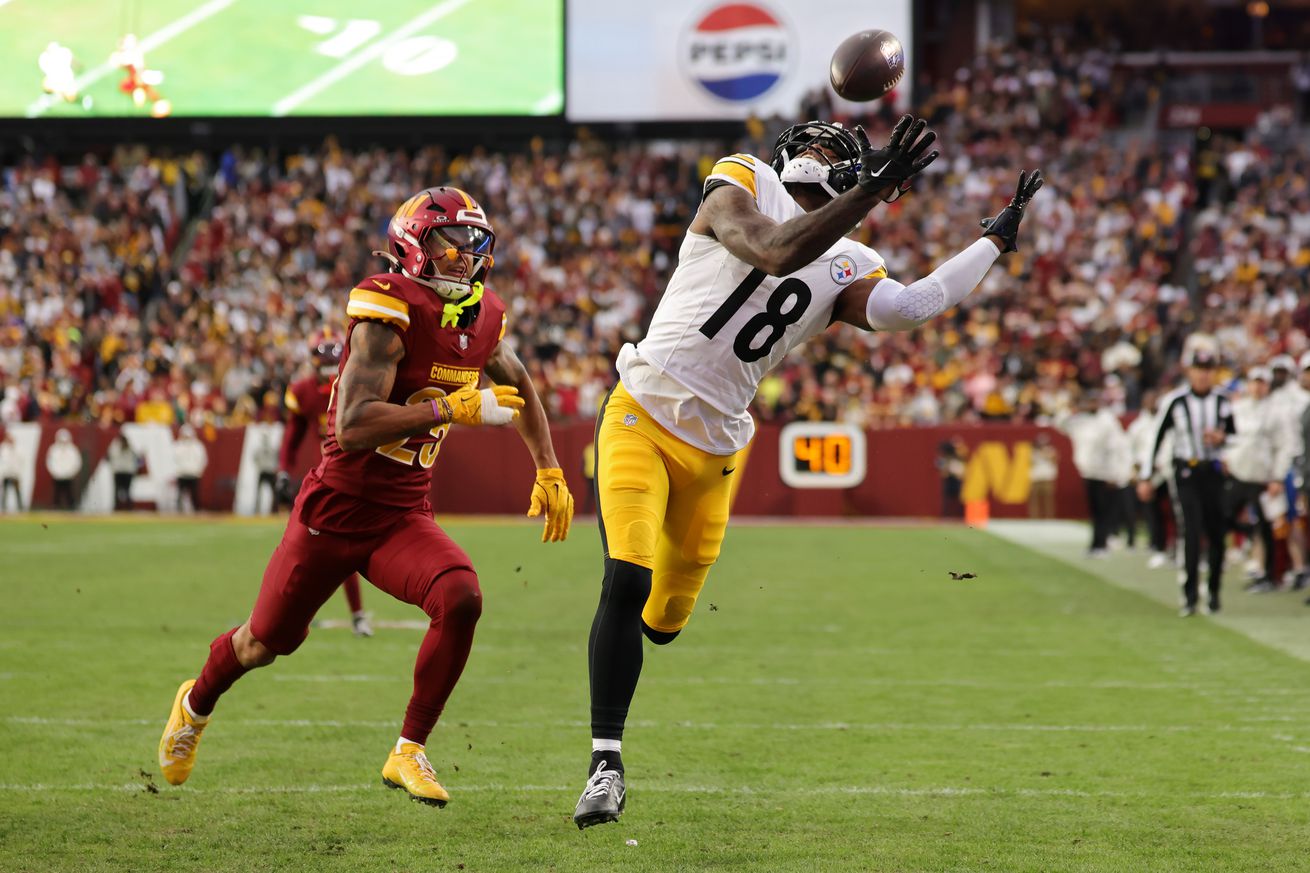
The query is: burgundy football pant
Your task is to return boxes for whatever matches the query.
[189,511,481,745]
[341,574,363,614]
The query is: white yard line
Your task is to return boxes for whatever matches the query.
[259,671,1285,694]
[271,0,471,117]
[24,0,239,118]
[6,715,1297,736]
[1,781,1307,801]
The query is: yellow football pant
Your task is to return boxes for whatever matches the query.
[595,382,745,634]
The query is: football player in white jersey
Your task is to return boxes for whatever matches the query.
[573,115,1043,827]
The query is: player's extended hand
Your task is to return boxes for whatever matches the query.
[855,115,939,202]
[527,467,574,543]
[979,169,1044,253]
[438,384,524,426]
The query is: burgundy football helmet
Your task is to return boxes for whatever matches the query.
[310,332,343,375]
[383,186,495,300]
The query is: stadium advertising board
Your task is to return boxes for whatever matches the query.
[567,0,912,121]
[8,422,1085,520]
[3,0,563,118]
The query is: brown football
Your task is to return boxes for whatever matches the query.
[830,29,906,102]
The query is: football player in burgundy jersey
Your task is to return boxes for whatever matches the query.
[159,187,575,808]
[278,334,371,637]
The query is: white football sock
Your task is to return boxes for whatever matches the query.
[181,691,209,725]
[396,736,423,753]
[592,739,621,754]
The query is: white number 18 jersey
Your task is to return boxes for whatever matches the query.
[616,152,886,454]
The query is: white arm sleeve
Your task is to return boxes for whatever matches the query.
[864,238,1001,331]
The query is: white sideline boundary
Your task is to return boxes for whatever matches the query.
[1,781,1307,801]
[987,520,1310,664]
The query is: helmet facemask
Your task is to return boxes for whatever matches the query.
[394,223,496,302]
[312,339,342,378]
[772,121,863,199]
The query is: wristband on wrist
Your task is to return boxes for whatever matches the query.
[431,397,453,425]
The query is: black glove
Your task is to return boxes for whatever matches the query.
[274,470,293,505]
[980,170,1044,253]
[855,115,939,202]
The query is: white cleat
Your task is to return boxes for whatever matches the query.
[352,612,374,637]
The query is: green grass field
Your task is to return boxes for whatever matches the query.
[2,0,562,118]
[2,516,1309,872]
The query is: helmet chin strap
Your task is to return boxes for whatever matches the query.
[440,281,484,328]
[373,249,401,268]
[374,248,487,320]
[779,155,840,199]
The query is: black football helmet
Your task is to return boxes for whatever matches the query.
[770,121,863,198]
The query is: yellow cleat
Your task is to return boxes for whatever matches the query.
[382,743,450,808]
[158,679,208,786]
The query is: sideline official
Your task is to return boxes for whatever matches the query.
[1065,391,1132,557]
[1137,346,1235,616]
[1224,368,1279,590]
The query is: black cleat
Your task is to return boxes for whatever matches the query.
[573,761,625,829]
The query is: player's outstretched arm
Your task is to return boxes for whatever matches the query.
[485,341,574,542]
[276,395,312,498]
[701,117,939,277]
[278,404,308,473]
[335,322,524,451]
[831,169,1043,332]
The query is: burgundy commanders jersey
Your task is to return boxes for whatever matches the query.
[310,271,508,510]
[285,376,332,436]
[278,375,332,471]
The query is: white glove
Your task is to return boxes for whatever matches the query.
[479,387,520,425]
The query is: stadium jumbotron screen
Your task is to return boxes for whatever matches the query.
[3,0,564,118]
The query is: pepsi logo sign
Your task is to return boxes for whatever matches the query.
[682,2,793,102]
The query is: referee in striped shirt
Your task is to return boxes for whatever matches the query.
[1136,347,1236,616]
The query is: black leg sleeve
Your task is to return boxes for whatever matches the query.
[588,557,652,741]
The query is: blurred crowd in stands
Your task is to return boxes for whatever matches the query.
[2,40,1308,432]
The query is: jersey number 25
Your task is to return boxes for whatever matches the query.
[375,387,451,468]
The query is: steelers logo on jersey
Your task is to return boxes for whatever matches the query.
[830,255,857,285]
